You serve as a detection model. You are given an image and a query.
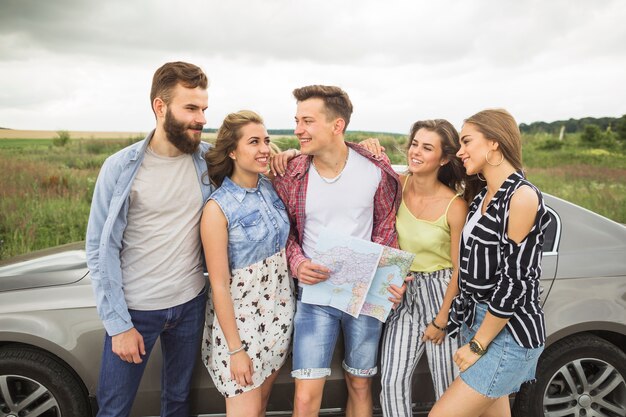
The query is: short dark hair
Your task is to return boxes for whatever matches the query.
[150,61,208,107]
[292,85,353,132]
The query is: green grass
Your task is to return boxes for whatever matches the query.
[1,133,624,260]
[0,139,54,147]
[521,133,626,222]
[0,138,134,260]
[527,170,626,223]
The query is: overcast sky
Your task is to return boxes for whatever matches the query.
[1,0,625,134]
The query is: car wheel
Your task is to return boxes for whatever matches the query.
[0,346,91,417]
[513,333,626,417]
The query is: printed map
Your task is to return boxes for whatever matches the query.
[360,246,415,321]
[301,228,415,322]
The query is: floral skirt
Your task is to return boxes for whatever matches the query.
[203,249,295,397]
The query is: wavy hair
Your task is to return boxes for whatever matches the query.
[205,110,264,187]
[407,119,481,203]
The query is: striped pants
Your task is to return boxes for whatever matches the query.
[379,269,459,417]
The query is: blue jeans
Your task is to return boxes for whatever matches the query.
[96,289,206,417]
[291,300,383,379]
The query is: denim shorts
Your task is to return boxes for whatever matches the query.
[460,303,544,398]
[291,300,383,379]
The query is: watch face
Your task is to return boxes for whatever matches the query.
[470,340,484,355]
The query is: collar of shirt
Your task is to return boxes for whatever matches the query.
[221,175,270,203]
[470,170,526,214]
[286,141,394,179]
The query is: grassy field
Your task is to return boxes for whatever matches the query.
[0,130,624,260]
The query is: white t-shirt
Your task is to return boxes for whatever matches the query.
[302,148,382,258]
[463,196,485,246]
[121,147,205,310]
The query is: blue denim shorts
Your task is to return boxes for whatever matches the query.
[460,303,544,398]
[291,300,383,379]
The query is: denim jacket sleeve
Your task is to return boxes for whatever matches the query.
[86,153,134,336]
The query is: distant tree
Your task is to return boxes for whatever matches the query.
[603,125,618,148]
[53,130,71,147]
[519,116,621,135]
[616,114,626,142]
[581,125,602,145]
[564,118,579,133]
[580,124,617,149]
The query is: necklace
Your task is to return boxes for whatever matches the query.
[311,149,350,184]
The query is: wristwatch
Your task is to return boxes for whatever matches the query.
[469,338,487,356]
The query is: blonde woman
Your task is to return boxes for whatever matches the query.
[430,109,550,417]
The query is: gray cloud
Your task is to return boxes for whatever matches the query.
[1,0,625,131]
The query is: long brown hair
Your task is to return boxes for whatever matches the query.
[205,110,264,187]
[407,119,480,203]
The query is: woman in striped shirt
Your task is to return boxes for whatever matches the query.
[430,109,551,417]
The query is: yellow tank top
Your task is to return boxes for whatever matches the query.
[396,182,459,272]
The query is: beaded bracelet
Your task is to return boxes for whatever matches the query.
[431,319,447,331]
[227,344,245,356]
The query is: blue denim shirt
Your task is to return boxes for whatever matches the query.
[85,130,214,336]
[210,175,289,270]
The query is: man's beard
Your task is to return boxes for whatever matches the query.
[163,109,203,154]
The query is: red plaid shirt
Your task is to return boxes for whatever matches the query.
[273,141,401,277]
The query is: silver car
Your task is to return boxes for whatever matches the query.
[1,193,625,417]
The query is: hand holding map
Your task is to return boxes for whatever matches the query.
[300,228,415,322]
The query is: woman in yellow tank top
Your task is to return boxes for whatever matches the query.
[362,120,478,416]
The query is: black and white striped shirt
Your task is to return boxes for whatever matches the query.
[448,171,551,348]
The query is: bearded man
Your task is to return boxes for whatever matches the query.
[86,61,214,417]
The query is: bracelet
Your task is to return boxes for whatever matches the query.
[431,319,447,331]
[227,344,245,356]
[292,149,300,157]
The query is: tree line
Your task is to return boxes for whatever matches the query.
[520,115,626,137]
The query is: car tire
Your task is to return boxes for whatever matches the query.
[512,333,626,417]
[0,346,92,417]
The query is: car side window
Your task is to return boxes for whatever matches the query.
[542,207,560,254]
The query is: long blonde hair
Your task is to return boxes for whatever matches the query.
[464,108,523,171]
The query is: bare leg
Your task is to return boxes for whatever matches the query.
[260,369,281,415]
[292,378,326,417]
[225,386,263,417]
[480,396,511,417]
[428,377,497,417]
[345,373,373,417]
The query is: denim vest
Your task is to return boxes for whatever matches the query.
[210,175,289,270]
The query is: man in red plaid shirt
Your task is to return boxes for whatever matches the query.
[273,85,403,417]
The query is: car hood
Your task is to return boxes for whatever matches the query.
[543,194,626,279]
[0,242,89,292]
